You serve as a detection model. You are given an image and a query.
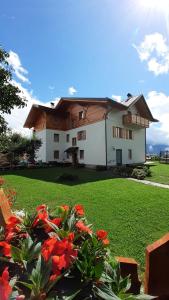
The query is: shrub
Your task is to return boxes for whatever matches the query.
[56,173,79,182]
[96,165,107,171]
[112,166,133,177]
[131,168,146,180]
[143,166,152,177]
[0,203,152,299]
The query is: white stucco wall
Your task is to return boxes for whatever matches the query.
[35,121,106,165]
[35,104,146,166]
[35,130,46,162]
[106,106,146,166]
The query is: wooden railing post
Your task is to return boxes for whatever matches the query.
[116,256,141,294]
[145,233,169,299]
[0,188,12,227]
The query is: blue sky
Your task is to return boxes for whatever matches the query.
[1,0,169,145]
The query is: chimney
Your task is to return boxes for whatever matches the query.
[50,102,55,108]
[127,93,133,98]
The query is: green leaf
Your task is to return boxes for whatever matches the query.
[94,283,121,300]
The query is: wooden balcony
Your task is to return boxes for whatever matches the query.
[123,114,149,128]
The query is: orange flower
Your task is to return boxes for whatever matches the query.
[75,221,92,234]
[0,268,12,300]
[74,204,84,216]
[96,230,108,240]
[0,242,11,257]
[102,238,110,246]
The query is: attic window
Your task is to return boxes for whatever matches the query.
[79,111,84,120]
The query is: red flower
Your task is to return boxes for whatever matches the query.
[0,242,11,257]
[36,204,47,211]
[75,221,92,234]
[61,205,69,212]
[41,237,58,261]
[52,255,67,271]
[96,230,108,240]
[74,204,84,216]
[5,215,22,242]
[51,218,62,227]
[32,210,48,227]
[49,270,61,282]
[67,232,74,242]
[0,268,12,300]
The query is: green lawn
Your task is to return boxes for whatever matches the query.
[1,166,169,268]
[148,162,169,184]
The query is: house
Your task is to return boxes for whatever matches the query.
[24,94,158,167]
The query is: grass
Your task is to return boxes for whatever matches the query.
[147,162,169,184]
[1,166,169,268]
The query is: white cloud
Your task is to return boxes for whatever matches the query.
[68,86,77,95]
[7,51,30,83]
[3,81,60,136]
[133,33,169,75]
[146,91,169,145]
[112,95,122,102]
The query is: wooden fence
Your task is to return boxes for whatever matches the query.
[0,189,169,299]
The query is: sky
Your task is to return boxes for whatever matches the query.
[1,0,169,147]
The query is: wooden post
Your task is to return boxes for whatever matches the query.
[145,233,169,299]
[116,256,141,294]
[0,188,12,227]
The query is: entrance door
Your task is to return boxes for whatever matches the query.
[116,149,122,166]
[72,152,78,166]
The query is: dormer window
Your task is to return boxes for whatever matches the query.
[79,111,84,120]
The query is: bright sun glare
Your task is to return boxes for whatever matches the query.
[139,0,169,13]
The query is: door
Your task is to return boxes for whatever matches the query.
[116,149,122,166]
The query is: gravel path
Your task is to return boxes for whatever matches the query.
[128,178,169,189]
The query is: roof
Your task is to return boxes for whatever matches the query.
[122,94,158,122]
[24,94,158,128]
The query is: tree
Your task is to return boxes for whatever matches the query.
[0,47,27,133]
[0,131,42,164]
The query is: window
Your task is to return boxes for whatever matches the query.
[80,150,84,160]
[77,130,86,140]
[67,152,70,159]
[72,137,77,146]
[119,128,123,138]
[128,149,132,160]
[54,150,59,159]
[66,134,70,142]
[54,134,59,142]
[113,127,133,140]
[129,130,133,140]
[79,111,84,120]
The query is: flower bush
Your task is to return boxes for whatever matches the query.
[0,201,153,300]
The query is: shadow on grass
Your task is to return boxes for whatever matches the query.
[0,166,118,186]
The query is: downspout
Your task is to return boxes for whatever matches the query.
[104,110,110,169]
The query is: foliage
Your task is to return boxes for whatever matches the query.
[131,169,146,180]
[0,131,42,163]
[0,201,153,300]
[0,47,27,133]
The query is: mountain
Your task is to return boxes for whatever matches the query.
[146,144,169,155]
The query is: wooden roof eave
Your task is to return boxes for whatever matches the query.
[127,95,159,123]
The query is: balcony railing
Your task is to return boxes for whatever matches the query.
[123,114,149,128]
